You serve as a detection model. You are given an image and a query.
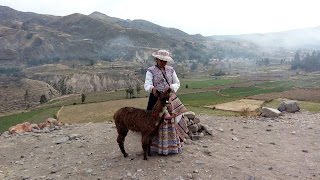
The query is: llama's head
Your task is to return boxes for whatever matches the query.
[156,88,172,106]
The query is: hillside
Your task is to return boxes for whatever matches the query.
[0,77,59,114]
[0,5,264,65]
[89,11,196,38]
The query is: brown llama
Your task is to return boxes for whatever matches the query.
[114,88,171,160]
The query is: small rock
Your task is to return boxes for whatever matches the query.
[184,111,196,120]
[50,169,58,174]
[191,134,200,141]
[262,107,281,117]
[193,117,200,124]
[187,173,193,179]
[197,124,202,131]
[278,100,300,113]
[2,131,11,138]
[55,136,70,144]
[68,134,80,140]
[268,166,273,170]
[232,137,239,141]
[43,127,50,133]
[184,139,193,145]
[189,124,198,133]
[22,176,31,180]
[218,128,224,132]
[193,169,199,173]
[84,168,93,174]
[203,149,212,156]
[176,176,184,180]
[199,132,204,137]
[195,160,205,165]
[302,150,308,153]
[290,131,297,135]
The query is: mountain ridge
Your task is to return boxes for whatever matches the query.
[209,26,320,50]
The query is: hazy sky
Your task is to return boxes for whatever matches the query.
[1,0,320,36]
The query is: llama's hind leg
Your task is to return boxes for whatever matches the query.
[142,135,150,160]
[117,130,128,157]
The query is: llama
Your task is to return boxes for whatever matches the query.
[114,88,171,160]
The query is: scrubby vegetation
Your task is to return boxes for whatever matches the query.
[27,56,60,66]
[291,51,320,71]
[0,67,25,78]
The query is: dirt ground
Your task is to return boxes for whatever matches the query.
[1,110,320,180]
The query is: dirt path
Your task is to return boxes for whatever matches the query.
[1,111,320,180]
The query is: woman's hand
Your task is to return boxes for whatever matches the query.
[152,88,158,97]
[164,87,172,92]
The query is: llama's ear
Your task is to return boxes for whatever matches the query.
[156,90,161,96]
[166,88,172,93]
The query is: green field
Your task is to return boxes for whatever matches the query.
[180,78,244,89]
[220,80,318,97]
[39,89,150,108]
[178,91,238,106]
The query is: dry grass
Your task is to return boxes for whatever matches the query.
[240,107,251,117]
[214,99,265,112]
[58,98,148,124]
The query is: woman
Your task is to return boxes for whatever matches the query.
[144,49,188,155]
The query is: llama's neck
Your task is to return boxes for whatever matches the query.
[153,102,166,118]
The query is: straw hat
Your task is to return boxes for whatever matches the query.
[152,50,173,62]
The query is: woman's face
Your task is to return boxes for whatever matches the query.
[156,58,167,68]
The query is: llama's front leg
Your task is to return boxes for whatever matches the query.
[148,138,153,157]
[148,129,159,156]
[117,130,128,157]
[142,135,150,160]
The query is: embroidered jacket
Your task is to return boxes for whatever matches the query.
[144,65,180,93]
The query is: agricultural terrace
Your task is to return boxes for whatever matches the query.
[1,75,320,132]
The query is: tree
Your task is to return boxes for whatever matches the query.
[136,84,141,97]
[81,93,86,103]
[294,52,300,61]
[24,90,29,101]
[40,94,48,104]
[125,88,129,98]
[128,86,134,98]
[191,62,198,70]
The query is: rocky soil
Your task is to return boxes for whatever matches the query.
[1,110,320,180]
